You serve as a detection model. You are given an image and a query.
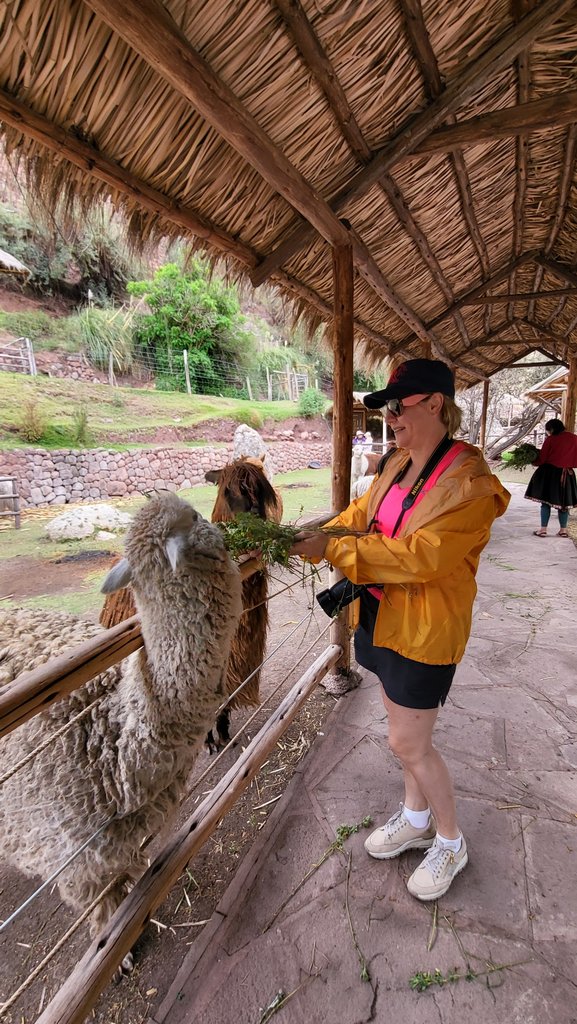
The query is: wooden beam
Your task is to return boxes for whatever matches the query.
[388,253,537,356]
[330,244,354,673]
[0,89,257,268]
[564,355,577,430]
[523,317,571,347]
[508,0,533,321]
[534,255,577,290]
[272,270,406,353]
[252,0,573,282]
[401,0,491,298]
[271,0,468,349]
[83,0,349,249]
[408,89,577,158]
[272,0,368,163]
[0,618,142,739]
[479,380,490,452]
[35,644,342,1024]
[529,126,577,319]
[461,288,577,303]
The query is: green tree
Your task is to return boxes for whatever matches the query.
[127,262,255,394]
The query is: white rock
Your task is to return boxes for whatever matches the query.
[232,424,275,482]
[46,504,132,541]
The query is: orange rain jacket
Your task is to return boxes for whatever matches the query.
[323,444,510,666]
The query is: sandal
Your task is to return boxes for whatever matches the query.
[558,529,569,537]
[533,529,548,537]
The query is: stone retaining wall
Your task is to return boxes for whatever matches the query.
[0,443,331,507]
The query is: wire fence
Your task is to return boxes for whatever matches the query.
[0,561,339,1022]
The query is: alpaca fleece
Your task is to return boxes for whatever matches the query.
[0,493,242,937]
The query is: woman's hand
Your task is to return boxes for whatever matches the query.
[289,531,330,560]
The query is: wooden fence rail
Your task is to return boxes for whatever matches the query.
[35,643,342,1024]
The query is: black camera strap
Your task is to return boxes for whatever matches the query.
[369,433,454,539]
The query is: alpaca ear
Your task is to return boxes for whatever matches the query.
[165,533,187,572]
[101,558,133,593]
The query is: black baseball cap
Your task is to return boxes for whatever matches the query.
[363,359,455,409]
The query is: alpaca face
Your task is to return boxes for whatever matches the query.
[101,494,230,597]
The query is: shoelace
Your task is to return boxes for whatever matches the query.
[420,842,455,879]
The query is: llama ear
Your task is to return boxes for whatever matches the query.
[165,533,187,572]
[101,558,133,593]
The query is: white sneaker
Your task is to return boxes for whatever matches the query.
[406,836,468,900]
[364,803,436,860]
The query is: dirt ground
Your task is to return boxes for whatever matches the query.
[0,548,339,1024]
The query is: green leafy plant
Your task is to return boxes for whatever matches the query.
[502,442,539,470]
[71,306,135,373]
[18,397,47,443]
[127,261,255,394]
[298,387,326,418]
[72,405,90,445]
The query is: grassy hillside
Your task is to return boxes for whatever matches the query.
[0,371,301,448]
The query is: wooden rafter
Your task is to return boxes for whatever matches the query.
[406,90,577,158]
[534,256,577,289]
[388,254,536,357]
[528,124,577,319]
[271,0,467,351]
[82,0,350,250]
[251,0,572,283]
[460,288,577,304]
[400,0,491,333]
[508,0,533,321]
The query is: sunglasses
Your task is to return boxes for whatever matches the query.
[383,394,431,417]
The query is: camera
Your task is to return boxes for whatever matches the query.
[316,577,366,618]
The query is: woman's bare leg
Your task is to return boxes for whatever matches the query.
[381,690,459,839]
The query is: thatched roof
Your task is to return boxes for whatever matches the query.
[524,365,568,407]
[0,247,31,277]
[1,0,577,385]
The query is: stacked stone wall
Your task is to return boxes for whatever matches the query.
[0,442,331,508]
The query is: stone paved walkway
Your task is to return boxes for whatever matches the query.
[148,483,577,1024]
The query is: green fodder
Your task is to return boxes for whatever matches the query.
[71,306,136,374]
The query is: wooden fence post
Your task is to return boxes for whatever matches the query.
[330,243,354,674]
[479,379,490,452]
[183,349,192,395]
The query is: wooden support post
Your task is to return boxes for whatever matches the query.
[183,349,192,395]
[479,379,490,453]
[330,244,354,673]
[266,366,272,401]
[564,355,577,432]
[35,644,342,1024]
[246,376,253,401]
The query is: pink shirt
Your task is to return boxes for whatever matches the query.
[368,442,467,599]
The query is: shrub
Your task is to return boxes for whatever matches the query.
[72,405,90,445]
[18,398,47,443]
[298,388,326,418]
[128,262,256,395]
[71,306,135,373]
[233,407,264,429]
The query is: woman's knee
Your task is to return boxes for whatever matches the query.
[388,729,431,765]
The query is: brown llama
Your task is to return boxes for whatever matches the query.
[99,460,282,749]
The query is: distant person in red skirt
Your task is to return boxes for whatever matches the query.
[525,418,577,537]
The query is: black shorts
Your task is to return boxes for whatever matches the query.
[353,590,456,710]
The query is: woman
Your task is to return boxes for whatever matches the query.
[525,418,577,537]
[292,358,509,901]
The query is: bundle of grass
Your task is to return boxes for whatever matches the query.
[502,443,539,471]
[217,512,301,568]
